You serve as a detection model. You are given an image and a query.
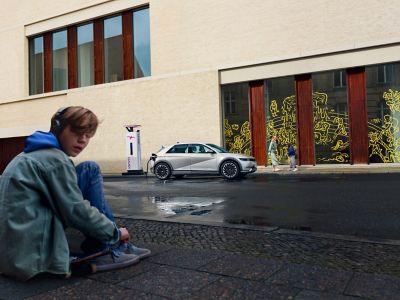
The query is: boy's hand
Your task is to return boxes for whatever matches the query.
[119,227,130,242]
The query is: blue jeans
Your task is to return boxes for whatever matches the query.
[75,161,115,253]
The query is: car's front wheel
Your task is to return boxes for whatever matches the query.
[154,162,172,180]
[220,160,240,179]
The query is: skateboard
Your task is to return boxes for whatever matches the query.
[70,248,111,274]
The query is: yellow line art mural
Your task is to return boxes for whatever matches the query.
[368,89,400,163]
[224,89,400,163]
[266,92,350,164]
[266,95,297,164]
[312,92,349,163]
[224,119,252,156]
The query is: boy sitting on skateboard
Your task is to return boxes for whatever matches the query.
[0,106,150,281]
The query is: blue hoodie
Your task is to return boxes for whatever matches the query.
[287,145,296,157]
[24,131,61,153]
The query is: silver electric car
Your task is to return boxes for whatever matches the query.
[150,143,257,180]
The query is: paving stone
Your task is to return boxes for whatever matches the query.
[345,272,400,300]
[25,278,168,300]
[190,276,300,300]
[86,261,158,284]
[118,265,220,299]
[198,253,283,280]
[149,247,225,269]
[120,219,400,277]
[2,218,400,299]
[134,242,172,256]
[295,290,364,300]
[0,274,77,300]
[268,263,353,293]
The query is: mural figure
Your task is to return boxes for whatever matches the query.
[368,89,400,163]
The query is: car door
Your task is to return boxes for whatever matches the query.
[189,144,218,173]
[165,144,191,172]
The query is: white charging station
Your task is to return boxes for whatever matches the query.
[122,124,143,175]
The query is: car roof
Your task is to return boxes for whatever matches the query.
[164,142,213,147]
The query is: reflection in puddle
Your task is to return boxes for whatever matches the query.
[150,196,225,216]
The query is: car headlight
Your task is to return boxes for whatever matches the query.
[239,158,249,161]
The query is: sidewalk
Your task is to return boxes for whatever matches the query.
[1,217,399,300]
[256,163,400,176]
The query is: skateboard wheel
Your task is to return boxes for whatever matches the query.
[89,263,97,273]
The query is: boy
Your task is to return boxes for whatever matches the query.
[0,106,150,281]
[287,144,298,171]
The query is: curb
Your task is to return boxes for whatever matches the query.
[114,214,400,247]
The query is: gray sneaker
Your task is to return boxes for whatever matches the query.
[117,242,151,259]
[90,249,140,272]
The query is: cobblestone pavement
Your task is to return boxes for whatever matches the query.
[118,218,400,277]
[2,217,399,300]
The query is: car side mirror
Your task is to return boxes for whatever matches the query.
[205,149,215,154]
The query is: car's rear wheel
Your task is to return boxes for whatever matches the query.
[154,162,172,180]
[220,160,240,179]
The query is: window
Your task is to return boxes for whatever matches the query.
[224,89,236,114]
[52,30,68,91]
[333,70,346,88]
[312,71,349,164]
[167,144,189,153]
[133,8,151,78]
[265,76,297,164]
[29,36,43,95]
[104,15,123,83]
[366,63,400,163]
[28,6,150,95]
[377,64,394,83]
[189,144,207,153]
[77,23,94,87]
[221,83,251,155]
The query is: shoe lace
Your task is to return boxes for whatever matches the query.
[110,247,123,258]
[124,242,137,252]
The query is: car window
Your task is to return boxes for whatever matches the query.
[206,144,228,153]
[167,144,189,153]
[190,144,207,153]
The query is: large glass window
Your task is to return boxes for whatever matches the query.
[333,70,346,88]
[366,63,400,163]
[29,36,44,95]
[52,30,68,91]
[77,23,94,87]
[133,8,151,78]
[312,71,349,164]
[265,76,297,164]
[104,15,123,83]
[222,83,251,156]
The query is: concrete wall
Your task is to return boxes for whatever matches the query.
[1,0,400,172]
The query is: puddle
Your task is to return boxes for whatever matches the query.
[190,209,212,216]
[150,196,225,216]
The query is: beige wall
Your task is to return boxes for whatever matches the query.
[0,71,220,173]
[151,0,400,74]
[2,0,400,100]
[1,0,400,172]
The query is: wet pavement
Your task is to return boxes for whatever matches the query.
[1,166,400,299]
[104,171,400,240]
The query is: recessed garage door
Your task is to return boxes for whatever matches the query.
[0,137,26,174]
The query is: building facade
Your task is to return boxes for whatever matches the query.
[1,0,400,173]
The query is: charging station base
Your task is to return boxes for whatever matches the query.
[122,169,144,175]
